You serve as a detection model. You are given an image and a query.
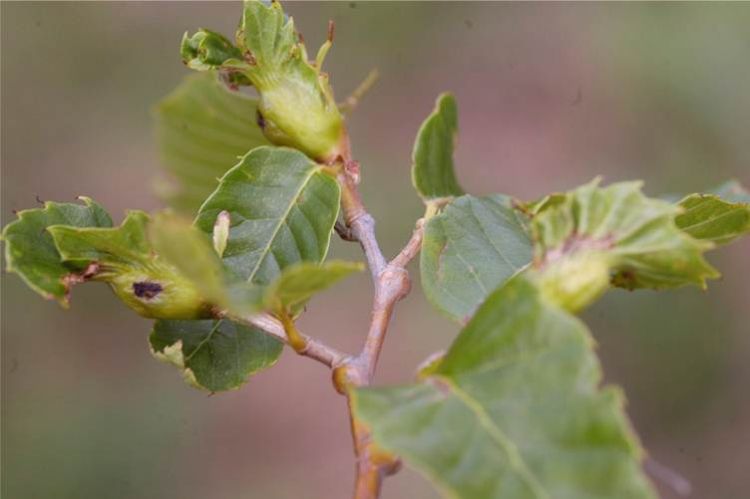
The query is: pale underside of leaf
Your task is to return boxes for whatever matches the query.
[420,194,532,323]
[354,277,657,499]
[154,72,269,214]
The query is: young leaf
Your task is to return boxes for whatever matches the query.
[1,197,112,305]
[154,73,269,214]
[420,195,532,323]
[181,29,247,72]
[675,191,750,245]
[263,260,363,314]
[532,179,719,295]
[48,212,211,319]
[194,146,341,286]
[353,277,657,499]
[411,93,463,204]
[150,319,282,392]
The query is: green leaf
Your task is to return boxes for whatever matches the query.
[48,212,211,319]
[154,72,269,214]
[150,319,282,392]
[150,146,341,391]
[263,260,363,314]
[1,197,112,305]
[532,179,719,298]
[675,193,750,245]
[194,146,341,286]
[411,93,464,203]
[420,195,532,323]
[353,277,656,499]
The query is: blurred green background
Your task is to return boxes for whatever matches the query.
[2,2,749,498]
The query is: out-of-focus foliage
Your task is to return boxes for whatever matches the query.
[355,277,657,499]
[154,73,269,214]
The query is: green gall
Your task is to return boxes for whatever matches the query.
[107,264,210,319]
[48,211,212,320]
[537,251,612,313]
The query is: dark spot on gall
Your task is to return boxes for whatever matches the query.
[256,110,266,130]
[133,281,163,300]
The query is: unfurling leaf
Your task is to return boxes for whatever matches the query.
[420,195,532,323]
[411,93,463,204]
[181,29,246,72]
[353,277,657,499]
[150,319,282,392]
[48,212,211,319]
[1,197,112,305]
[154,72,270,214]
[181,0,346,162]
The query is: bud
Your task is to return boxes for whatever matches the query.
[213,210,231,258]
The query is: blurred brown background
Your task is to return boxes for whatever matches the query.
[2,2,749,498]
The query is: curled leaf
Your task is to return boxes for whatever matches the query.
[1,197,112,305]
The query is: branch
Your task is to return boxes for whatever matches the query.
[335,160,425,498]
[231,311,350,368]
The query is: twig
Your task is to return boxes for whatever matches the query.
[334,159,425,498]
[232,311,350,368]
[339,69,380,115]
